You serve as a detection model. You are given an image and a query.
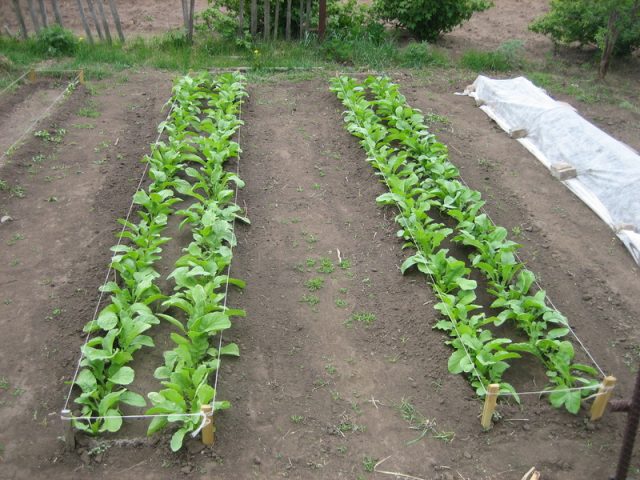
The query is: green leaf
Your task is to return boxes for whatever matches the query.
[102,409,123,433]
[110,366,135,385]
[170,427,189,452]
[121,391,147,408]
[219,343,240,357]
[97,310,118,331]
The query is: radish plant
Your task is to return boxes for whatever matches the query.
[331,75,599,413]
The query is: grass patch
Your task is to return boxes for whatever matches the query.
[460,40,525,72]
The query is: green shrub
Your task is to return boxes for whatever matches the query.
[373,0,492,41]
[530,0,640,57]
[460,40,524,72]
[36,25,78,56]
[399,42,449,67]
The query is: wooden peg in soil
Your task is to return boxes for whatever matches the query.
[78,69,85,85]
[481,384,500,429]
[590,375,617,421]
[201,404,215,446]
[28,69,36,83]
[61,409,75,451]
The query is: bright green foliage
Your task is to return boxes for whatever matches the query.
[330,75,599,413]
[73,72,248,446]
[373,0,492,41]
[36,25,79,56]
[530,0,640,56]
[145,72,248,451]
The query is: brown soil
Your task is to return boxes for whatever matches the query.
[1,0,210,39]
[0,1,639,479]
[0,70,638,480]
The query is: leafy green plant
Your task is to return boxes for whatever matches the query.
[36,25,79,56]
[373,0,492,41]
[331,74,600,413]
[530,0,640,78]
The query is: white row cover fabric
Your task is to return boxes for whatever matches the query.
[464,75,640,265]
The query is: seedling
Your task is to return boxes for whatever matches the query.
[339,259,351,269]
[363,456,377,473]
[317,258,334,273]
[335,298,348,308]
[301,294,320,307]
[290,415,304,424]
[305,277,325,291]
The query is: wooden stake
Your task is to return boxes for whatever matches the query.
[75,0,95,44]
[12,0,29,39]
[61,409,75,451]
[52,0,64,26]
[27,0,41,33]
[78,69,85,84]
[481,384,500,430]
[28,69,37,83]
[95,0,112,44]
[87,0,105,41]
[38,0,49,28]
[107,0,125,43]
[201,404,214,446]
[590,375,617,421]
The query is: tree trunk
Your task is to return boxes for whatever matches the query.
[51,0,63,26]
[263,0,270,41]
[86,0,104,41]
[273,0,280,39]
[107,0,125,42]
[250,0,257,36]
[187,0,196,44]
[12,0,29,39]
[181,0,188,32]
[285,0,292,41]
[318,0,326,40]
[305,0,311,34]
[27,0,41,33]
[38,0,49,28]
[75,0,94,43]
[298,0,303,38]
[238,0,244,36]
[598,10,620,80]
[95,0,112,44]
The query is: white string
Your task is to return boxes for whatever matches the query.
[0,75,79,168]
[496,384,603,397]
[0,70,30,96]
[209,86,245,419]
[334,77,489,396]
[190,410,210,438]
[62,412,204,421]
[62,97,177,411]
[455,175,606,377]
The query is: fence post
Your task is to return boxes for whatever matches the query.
[590,376,617,421]
[481,384,500,430]
[61,409,76,451]
[201,404,214,446]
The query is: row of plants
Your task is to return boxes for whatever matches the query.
[72,72,247,447]
[145,72,249,451]
[330,75,600,413]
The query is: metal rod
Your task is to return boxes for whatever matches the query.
[612,366,640,480]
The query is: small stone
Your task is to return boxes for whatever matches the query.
[181,465,193,475]
[0,215,13,224]
[253,456,262,465]
[463,451,472,460]
[582,294,593,301]
[522,423,531,431]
